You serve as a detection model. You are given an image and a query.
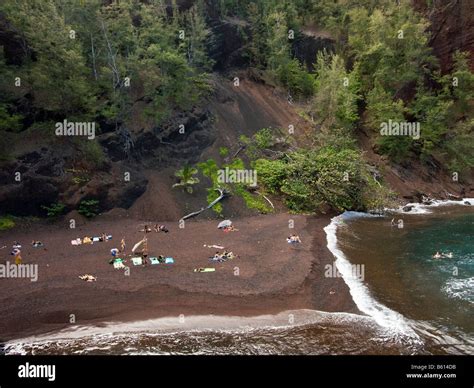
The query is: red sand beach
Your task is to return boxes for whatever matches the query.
[0,213,358,341]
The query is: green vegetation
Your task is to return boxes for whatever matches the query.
[0,0,212,163]
[173,165,200,194]
[219,147,229,157]
[0,215,15,230]
[256,148,361,212]
[78,199,100,218]
[218,0,472,173]
[41,202,66,218]
[198,157,271,214]
[75,139,106,169]
[197,159,223,214]
[0,0,471,216]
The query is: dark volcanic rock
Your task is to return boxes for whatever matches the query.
[207,17,250,71]
[133,107,216,168]
[0,174,60,216]
[0,148,148,216]
[292,33,335,72]
[412,0,474,72]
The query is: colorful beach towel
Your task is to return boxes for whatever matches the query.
[149,257,160,265]
[194,268,215,273]
[113,261,125,269]
[165,257,174,264]
[131,257,143,266]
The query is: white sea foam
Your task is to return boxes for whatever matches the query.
[443,277,474,304]
[4,310,379,355]
[324,214,421,342]
[389,198,474,215]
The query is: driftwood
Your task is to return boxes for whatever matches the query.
[256,191,275,209]
[232,145,245,159]
[180,188,228,221]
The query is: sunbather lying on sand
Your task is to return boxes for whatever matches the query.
[79,274,96,282]
[31,240,43,247]
[154,224,169,233]
[223,225,238,232]
[210,250,237,262]
[287,234,302,244]
[140,225,153,233]
[223,250,236,260]
[204,244,225,249]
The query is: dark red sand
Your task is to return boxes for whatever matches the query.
[0,213,358,341]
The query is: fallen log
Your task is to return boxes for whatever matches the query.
[180,188,228,221]
[256,191,274,209]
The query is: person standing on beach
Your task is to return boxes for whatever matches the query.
[120,238,126,253]
[12,248,22,265]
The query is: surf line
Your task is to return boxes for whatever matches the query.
[324,213,420,341]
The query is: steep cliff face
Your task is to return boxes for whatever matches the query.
[412,0,474,72]
[0,1,471,219]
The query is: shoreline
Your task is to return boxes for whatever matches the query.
[5,309,372,346]
[324,200,474,340]
[0,213,359,343]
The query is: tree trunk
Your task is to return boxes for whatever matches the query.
[180,188,228,221]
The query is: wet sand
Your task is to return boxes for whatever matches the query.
[0,213,358,342]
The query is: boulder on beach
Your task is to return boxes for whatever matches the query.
[402,205,414,212]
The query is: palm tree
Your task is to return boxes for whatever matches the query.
[173,165,200,193]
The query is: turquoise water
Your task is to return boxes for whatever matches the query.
[337,206,474,353]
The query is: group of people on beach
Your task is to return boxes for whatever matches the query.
[79,233,111,245]
[141,224,169,234]
[9,240,46,266]
[210,250,236,263]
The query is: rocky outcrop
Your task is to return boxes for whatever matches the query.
[207,17,250,71]
[292,32,335,72]
[412,0,474,72]
[100,106,216,168]
[0,147,148,216]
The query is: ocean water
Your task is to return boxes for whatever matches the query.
[334,204,474,354]
[5,203,473,355]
